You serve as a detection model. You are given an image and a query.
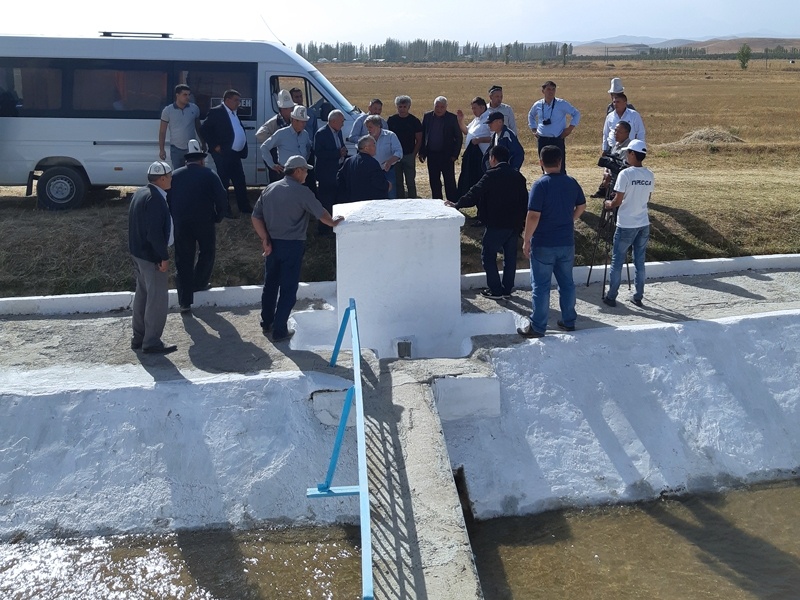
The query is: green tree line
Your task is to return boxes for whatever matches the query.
[295,38,573,63]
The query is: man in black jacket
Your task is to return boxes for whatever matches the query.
[199,89,250,216]
[446,145,528,299]
[168,140,228,315]
[419,96,462,201]
[336,136,390,203]
[129,161,177,354]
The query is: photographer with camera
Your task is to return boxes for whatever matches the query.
[527,81,581,174]
[591,121,632,198]
[602,139,654,308]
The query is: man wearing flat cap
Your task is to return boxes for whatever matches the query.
[251,155,344,342]
[129,161,177,354]
[168,139,227,316]
[487,85,517,134]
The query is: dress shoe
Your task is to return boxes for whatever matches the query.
[131,340,142,350]
[630,297,644,307]
[179,305,192,315]
[271,329,296,343]
[517,323,544,338]
[142,344,178,355]
[557,320,576,332]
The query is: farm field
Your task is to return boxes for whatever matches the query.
[1,59,799,297]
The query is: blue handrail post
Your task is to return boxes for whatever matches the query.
[307,298,373,599]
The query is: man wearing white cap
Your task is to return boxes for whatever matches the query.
[602,139,654,308]
[606,77,636,114]
[260,105,315,192]
[251,155,344,342]
[257,89,295,184]
[128,161,177,354]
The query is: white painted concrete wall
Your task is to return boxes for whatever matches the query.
[0,368,359,539]
[442,310,800,519]
[333,199,465,358]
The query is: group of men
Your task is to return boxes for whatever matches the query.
[132,76,654,352]
[445,77,652,338]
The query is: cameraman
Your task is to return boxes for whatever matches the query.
[602,139,654,308]
[591,121,631,198]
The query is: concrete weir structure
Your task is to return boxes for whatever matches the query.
[1,192,800,597]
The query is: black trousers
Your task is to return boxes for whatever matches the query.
[212,152,250,212]
[537,135,567,174]
[425,151,458,201]
[174,219,216,307]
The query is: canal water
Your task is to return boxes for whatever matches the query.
[470,479,800,599]
[2,480,798,599]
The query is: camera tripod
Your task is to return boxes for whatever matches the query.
[586,189,631,297]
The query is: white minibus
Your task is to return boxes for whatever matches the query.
[0,33,358,209]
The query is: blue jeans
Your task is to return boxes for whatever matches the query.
[482,227,518,295]
[260,239,305,337]
[170,145,187,169]
[529,245,577,334]
[607,225,649,301]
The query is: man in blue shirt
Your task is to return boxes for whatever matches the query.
[527,80,581,174]
[518,145,586,338]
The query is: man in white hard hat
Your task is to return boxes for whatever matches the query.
[129,161,177,354]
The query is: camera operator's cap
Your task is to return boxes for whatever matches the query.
[184,139,207,160]
[148,161,173,176]
[625,139,647,154]
[284,155,313,170]
[488,85,502,94]
[487,111,505,123]
[276,89,294,109]
[608,77,625,94]
[290,105,310,121]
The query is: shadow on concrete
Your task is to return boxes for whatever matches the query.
[184,308,272,374]
[361,357,428,600]
[135,353,189,382]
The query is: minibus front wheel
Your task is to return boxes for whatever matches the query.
[37,166,87,210]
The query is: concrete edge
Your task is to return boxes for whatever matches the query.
[1,255,798,316]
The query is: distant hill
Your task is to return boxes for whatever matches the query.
[572,36,800,56]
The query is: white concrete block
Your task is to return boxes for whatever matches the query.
[433,374,501,421]
[312,390,356,427]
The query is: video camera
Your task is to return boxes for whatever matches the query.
[597,153,626,176]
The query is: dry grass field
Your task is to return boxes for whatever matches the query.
[1,59,799,297]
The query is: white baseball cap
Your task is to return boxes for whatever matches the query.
[625,139,647,154]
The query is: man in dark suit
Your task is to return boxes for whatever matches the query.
[418,96,463,201]
[199,89,250,216]
[128,161,177,354]
[314,109,348,233]
[446,145,528,300]
[337,136,390,203]
[168,140,228,315]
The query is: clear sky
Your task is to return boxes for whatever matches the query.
[3,1,798,48]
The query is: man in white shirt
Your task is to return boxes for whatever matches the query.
[365,114,403,199]
[602,139,654,308]
[602,93,645,152]
[487,85,517,134]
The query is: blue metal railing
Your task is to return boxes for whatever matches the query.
[306,298,373,600]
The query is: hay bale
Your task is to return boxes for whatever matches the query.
[675,127,744,145]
